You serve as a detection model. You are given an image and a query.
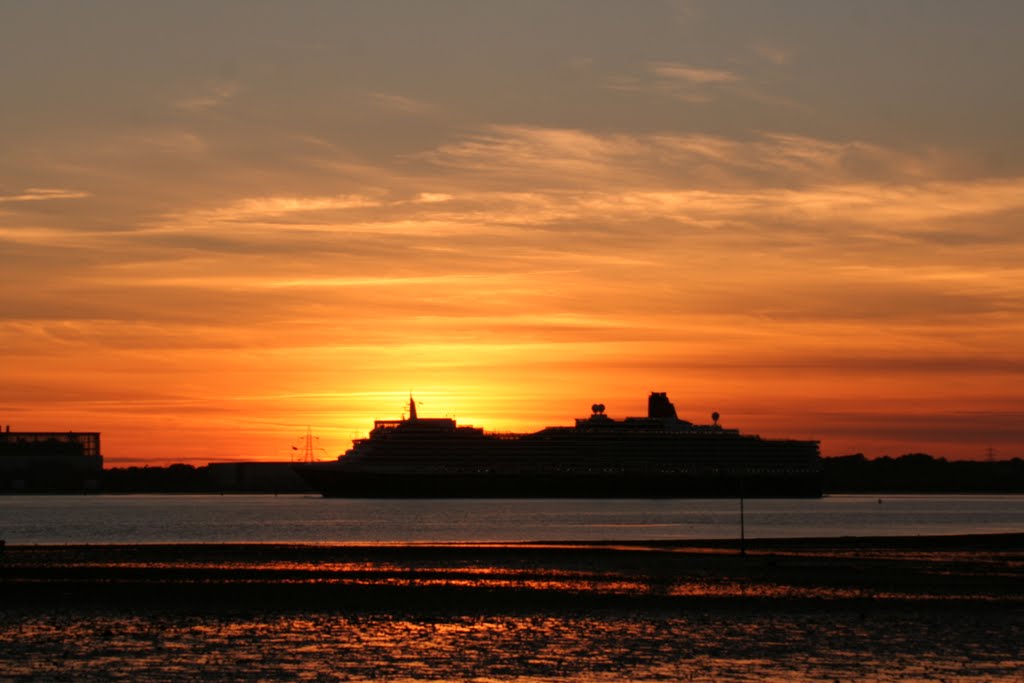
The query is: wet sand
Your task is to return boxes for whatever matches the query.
[2,534,1022,681]
[3,533,1022,612]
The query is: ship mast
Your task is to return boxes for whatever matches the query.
[408,395,418,420]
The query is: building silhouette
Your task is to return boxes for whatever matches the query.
[0,426,103,492]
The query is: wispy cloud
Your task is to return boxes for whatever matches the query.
[607,61,742,102]
[0,187,91,203]
[183,194,382,222]
[130,126,1024,269]
[134,130,208,156]
[369,92,437,115]
[565,56,594,71]
[411,192,453,204]
[424,125,645,182]
[752,44,794,65]
[649,61,740,84]
[174,81,241,112]
[425,125,959,190]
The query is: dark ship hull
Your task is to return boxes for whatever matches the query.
[294,392,823,499]
[291,468,822,498]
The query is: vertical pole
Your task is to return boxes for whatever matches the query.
[739,477,746,556]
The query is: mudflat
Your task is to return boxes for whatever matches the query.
[3,533,1022,612]
[3,535,1022,680]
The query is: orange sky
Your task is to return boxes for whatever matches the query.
[2,2,1023,465]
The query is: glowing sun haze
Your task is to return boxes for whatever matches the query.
[2,1,1023,465]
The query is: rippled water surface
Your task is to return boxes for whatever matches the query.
[3,493,1023,544]
[3,608,1020,682]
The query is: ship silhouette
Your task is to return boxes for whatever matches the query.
[294,392,822,498]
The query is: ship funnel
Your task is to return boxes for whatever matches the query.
[647,392,678,419]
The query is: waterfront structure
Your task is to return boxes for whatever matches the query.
[206,461,313,493]
[294,392,823,498]
[0,427,103,492]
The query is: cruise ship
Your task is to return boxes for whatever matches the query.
[293,392,822,498]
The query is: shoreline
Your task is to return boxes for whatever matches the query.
[5,529,1023,549]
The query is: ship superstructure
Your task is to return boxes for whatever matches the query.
[294,392,822,498]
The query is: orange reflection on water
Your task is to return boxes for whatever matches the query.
[20,559,659,599]
[10,541,1024,614]
[3,610,1021,682]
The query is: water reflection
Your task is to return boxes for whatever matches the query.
[3,610,1020,681]
[5,540,1021,680]
[24,548,1022,603]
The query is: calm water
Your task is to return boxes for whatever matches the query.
[2,493,1023,544]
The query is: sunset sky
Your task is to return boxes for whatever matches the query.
[3,1,1023,465]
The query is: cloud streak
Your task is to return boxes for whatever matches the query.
[173,81,241,112]
[0,188,91,203]
[425,126,954,188]
[649,61,740,84]
[369,92,438,115]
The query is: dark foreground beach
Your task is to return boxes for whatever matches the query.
[2,534,1022,681]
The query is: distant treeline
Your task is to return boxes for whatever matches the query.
[824,453,1024,493]
[102,463,313,494]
